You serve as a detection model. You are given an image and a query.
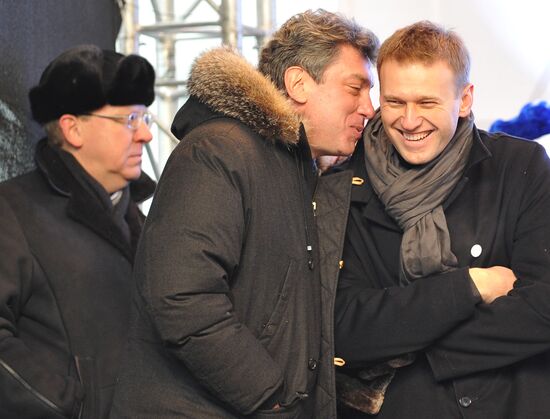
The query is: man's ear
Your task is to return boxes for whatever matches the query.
[459,83,474,117]
[58,114,83,148]
[284,66,310,104]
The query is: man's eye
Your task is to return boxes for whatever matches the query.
[128,113,139,121]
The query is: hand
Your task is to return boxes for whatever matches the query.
[469,266,517,304]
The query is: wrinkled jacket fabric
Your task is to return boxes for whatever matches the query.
[110,48,330,418]
[0,139,155,419]
[326,128,550,418]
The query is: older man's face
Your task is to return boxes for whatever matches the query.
[73,104,153,193]
[301,44,376,159]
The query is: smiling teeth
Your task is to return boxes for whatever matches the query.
[403,132,430,141]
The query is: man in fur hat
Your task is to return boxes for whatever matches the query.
[0,45,156,419]
[110,9,379,419]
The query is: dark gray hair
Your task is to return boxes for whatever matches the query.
[258,9,379,93]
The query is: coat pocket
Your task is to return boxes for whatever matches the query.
[452,367,506,408]
[74,356,98,419]
[0,357,69,419]
[258,259,296,343]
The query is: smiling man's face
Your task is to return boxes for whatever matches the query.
[301,44,376,159]
[379,59,473,165]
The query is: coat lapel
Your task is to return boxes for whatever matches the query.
[349,141,402,232]
[65,188,135,262]
[35,139,153,262]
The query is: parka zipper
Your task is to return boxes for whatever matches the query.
[296,152,318,271]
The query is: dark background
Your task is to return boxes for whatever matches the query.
[0,0,122,180]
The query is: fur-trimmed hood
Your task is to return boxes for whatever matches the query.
[173,47,300,145]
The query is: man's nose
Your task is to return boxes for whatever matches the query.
[358,91,375,120]
[401,104,422,130]
[134,121,153,143]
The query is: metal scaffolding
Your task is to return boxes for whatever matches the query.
[117,0,276,178]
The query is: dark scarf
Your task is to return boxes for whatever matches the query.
[54,148,131,242]
[52,147,132,253]
[365,110,474,283]
[336,111,474,415]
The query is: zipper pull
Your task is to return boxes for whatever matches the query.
[312,201,317,217]
[307,245,314,270]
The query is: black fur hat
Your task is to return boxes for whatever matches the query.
[29,45,155,124]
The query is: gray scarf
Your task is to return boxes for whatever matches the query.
[364,110,474,283]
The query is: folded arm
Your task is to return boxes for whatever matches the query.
[334,205,517,369]
[334,217,480,368]
[427,146,550,380]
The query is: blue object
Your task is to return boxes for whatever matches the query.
[489,101,550,140]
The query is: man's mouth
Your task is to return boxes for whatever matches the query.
[351,125,364,137]
[401,130,432,141]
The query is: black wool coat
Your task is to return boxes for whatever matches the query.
[0,140,155,419]
[332,128,550,419]
[110,48,328,418]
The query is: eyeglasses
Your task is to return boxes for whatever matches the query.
[81,111,153,131]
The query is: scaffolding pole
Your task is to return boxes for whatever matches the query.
[118,0,276,176]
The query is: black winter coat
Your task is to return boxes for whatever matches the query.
[110,48,328,418]
[331,128,550,418]
[0,140,155,419]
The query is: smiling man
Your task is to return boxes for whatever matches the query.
[329,21,550,418]
[379,58,472,166]
[110,10,378,419]
[0,45,156,419]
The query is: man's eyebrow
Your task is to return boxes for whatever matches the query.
[382,94,400,100]
[382,94,440,101]
[347,73,374,88]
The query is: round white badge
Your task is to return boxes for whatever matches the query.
[470,244,482,258]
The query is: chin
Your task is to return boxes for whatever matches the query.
[342,146,357,157]
[123,171,141,183]
[330,143,353,157]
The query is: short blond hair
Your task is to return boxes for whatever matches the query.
[377,20,470,93]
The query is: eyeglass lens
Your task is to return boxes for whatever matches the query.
[128,112,153,129]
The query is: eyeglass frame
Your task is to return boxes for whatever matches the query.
[80,111,153,131]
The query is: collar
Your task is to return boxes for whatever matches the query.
[35,138,155,203]
[172,47,300,145]
[464,125,492,172]
[297,124,319,197]
[348,140,399,231]
[347,123,492,231]
[35,138,155,261]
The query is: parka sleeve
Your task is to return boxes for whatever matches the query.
[426,144,550,381]
[0,197,83,418]
[136,134,283,415]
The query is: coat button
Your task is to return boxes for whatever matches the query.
[308,358,318,370]
[459,396,472,407]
